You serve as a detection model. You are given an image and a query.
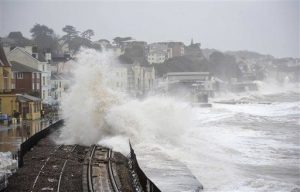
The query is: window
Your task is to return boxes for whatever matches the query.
[59,82,62,88]
[11,72,15,79]
[36,83,40,90]
[43,90,45,99]
[43,77,46,86]
[32,83,35,90]
[17,72,23,79]
[12,83,15,89]
[32,73,35,79]
[37,73,40,79]
[42,65,45,71]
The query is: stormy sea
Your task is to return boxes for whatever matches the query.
[57,49,299,192]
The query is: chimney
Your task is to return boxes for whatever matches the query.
[45,49,52,63]
[32,46,38,59]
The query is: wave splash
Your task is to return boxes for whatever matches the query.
[58,49,195,152]
[58,49,300,191]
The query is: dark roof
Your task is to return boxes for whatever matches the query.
[0,44,11,67]
[11,61,40,72]
[51,56,70,63]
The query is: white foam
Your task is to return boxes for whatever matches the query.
[59,49,300,191]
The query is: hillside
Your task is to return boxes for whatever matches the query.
[155,56,209,77]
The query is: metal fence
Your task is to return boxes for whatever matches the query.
[18,120,64,167]
[128,142,161,192]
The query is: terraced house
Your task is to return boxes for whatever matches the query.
[6,46,51,102]
[0,44,41,120]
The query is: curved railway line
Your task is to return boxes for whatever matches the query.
[85,145,121,192]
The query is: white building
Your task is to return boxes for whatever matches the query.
[147,43,170,64]
[107,65,128,93]
[107,63,155,96]
[50,73,70,104]
[147,50,168,64]
[6,47,52,102]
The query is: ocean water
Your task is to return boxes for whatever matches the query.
[58,49,300,191]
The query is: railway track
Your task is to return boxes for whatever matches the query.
[84,145,121,192]
[31,145,78,192]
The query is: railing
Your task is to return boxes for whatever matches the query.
[18,119,64,167]
[128,142,161,192]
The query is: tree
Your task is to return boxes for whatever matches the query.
[30,24,59,54]
[81,29,94,40]
[61,25,79,44]
[7,32,33,47]
[209,51,242,80]
[30,24,54,38]
[113,37,132,46]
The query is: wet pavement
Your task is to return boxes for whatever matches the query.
[0,117,60,152]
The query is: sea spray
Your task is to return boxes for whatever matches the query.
[58,49,122,145]
[58,48,300,191]
[58,48,195,150]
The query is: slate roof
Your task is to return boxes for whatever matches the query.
[11,61,40,72]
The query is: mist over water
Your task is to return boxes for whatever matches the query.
[59,49,300,191]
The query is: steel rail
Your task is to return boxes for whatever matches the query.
[108,149,120,192]
[87,145,97,192]
[31,145,63,192]
[57,145,78,192]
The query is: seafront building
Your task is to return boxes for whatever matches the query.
[6,46,51,102]
[0,44,41,120]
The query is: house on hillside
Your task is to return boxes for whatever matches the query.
[147,42,185,64]
[147,43,170,64]
[168,42,185,58]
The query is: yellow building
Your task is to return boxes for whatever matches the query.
[0,44,41,120]
[0,94,18,116]
[0,43,12,93]
[0,43,14,118]
[17,94,41,120]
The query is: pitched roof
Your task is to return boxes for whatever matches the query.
[0,44,12,67]
[11,61,40,72]
[8,47,42,63]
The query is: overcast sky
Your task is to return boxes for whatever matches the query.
[0,0,299,58]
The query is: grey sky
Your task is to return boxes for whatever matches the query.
[0,0,299,58]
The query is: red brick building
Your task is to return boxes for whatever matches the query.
[168,42,185,58]
[11,61,42,97]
